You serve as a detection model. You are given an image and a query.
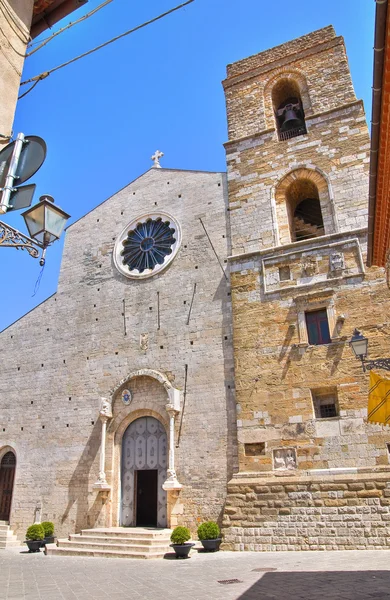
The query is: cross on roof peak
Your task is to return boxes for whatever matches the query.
[151,150,164,168]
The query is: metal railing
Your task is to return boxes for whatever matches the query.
[278,126,307,141]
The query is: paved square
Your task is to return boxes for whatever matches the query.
[1,547,390,599]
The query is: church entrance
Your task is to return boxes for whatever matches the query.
[0,452,16,522]
[135,469,158,526]
[121,417,167,527]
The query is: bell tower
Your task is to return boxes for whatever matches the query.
[222,27,390,551]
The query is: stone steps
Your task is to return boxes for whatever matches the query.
[68,534,167,546]
[46,527,173,559]
[63,539,170,552]
[0,524,20,549]
[45,545,167,559]
[80,527,171,539]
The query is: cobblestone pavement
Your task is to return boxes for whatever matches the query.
[1,546,390,600]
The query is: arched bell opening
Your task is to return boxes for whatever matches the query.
[286,178,324,242]
[272,78,307,141]
[0,450,16,522]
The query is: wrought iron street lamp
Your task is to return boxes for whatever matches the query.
[349,328,390,372]
[0,195,70,266]
[0,132,70,266]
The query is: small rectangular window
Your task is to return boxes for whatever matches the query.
[245,442,265,456]
[279,266,291,281]
[312,388,339,419]
[305,309,331,345]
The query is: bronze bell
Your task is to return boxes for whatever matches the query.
[280,103,303,131]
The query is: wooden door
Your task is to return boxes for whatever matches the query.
[0,452,16,522]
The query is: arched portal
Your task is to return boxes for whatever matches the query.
[0,451,16,522]
[121,417,167,527]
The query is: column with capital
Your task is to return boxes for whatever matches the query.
[93,398,112,491]
[163,404,182,490]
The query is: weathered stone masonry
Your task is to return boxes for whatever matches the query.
[0,168,237,538]
[2,25,390,552]
[221,26,390,550]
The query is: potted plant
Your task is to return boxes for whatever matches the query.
[170,526,194,559]
[41,521,55,546]
[197,521,222,552]
[24,524,45,552]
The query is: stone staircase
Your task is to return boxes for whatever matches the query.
[0,521,20,549]
[46,527,173,559]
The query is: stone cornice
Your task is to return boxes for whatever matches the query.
[222,36,344,90]
[228,227,368,262]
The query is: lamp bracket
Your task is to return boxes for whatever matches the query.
[0,220,43,259]
[364,358,390,372]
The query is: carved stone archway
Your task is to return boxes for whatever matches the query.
[93,369,182,505]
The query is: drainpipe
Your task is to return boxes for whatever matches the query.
[367,0,388,266]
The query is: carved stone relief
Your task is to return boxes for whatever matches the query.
[305,421,316,437]
[329,251,345,273]
[272,447,297,471]
[140,333,148,352]
[99,397,112,419]
[300,257,318,276]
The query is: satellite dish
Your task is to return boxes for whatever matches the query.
[0,136,46,188]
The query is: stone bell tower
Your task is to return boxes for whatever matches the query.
[222,26,390,551]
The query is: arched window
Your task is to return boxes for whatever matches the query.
[272,78,306,141]
[286,178,324,242]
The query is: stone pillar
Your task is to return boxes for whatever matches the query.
[93,398,112,492]
[163,405,182,490]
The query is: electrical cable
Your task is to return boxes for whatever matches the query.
[26,0,114,57]
[32,261,45,297]
[0,24,28,57]
[0,0,30,44]
[0,40,22,75]
[19,0,195,95]
[18,79,41,100]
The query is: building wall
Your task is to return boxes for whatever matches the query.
[0,0,34,148]
[222,26,390,550]
[0,168,238,538]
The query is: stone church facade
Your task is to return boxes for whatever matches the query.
[2,25,390,551]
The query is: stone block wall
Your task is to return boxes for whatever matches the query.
[222,472,390,551]
[229,234,390,474]
[0,168,238,539]
[221,26,390,550]
[224,26,356,143]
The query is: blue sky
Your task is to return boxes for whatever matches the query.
[2,0,375,331]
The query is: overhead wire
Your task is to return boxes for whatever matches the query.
[19,0,194,98]
[18,79,41,100]
[0,24,28,57]
[26,0,114,57]
[0,0,30,44]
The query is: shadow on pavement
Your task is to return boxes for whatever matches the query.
[237,570,390,600]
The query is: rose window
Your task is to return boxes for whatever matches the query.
[114,212,181,279]
[121,218,175,273]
